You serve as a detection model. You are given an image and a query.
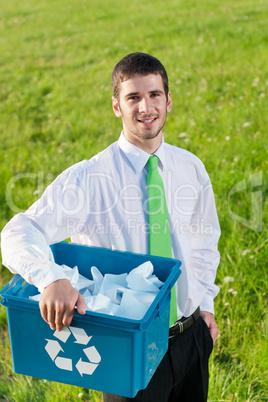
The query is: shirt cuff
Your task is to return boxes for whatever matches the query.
[4,256,70,294]
[36,264,71,293]
[199,293,215,315]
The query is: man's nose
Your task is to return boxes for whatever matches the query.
[139,97,152,114]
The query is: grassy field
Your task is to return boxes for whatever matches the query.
[0,0,267,400]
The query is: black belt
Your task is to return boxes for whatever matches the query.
[169,307,200,339]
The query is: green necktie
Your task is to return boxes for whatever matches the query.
[147,155,177,326]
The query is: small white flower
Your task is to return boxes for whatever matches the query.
[33,189,42,195]
[47,173,54,181]
[225,136,230,141]
[228,288,237,295]
[243,122,251,127]
[223,276,234,284]
[242,249,251,256]
[252,77,259,86]
[179,132,188,138]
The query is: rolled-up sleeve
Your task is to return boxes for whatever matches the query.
[1,166,88,292]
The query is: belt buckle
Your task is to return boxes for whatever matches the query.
[178,320,184,334]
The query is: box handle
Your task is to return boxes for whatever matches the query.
[0,274,25,296]
[0,298,7,307]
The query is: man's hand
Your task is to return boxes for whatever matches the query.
[39,279,86,332]
[200,311,219,346]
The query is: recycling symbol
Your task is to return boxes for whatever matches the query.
[45,326,101,376]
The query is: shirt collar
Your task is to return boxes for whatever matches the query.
[118,131,167,174]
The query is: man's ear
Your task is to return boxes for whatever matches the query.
[112,96,122,118]
[167,91,172,113]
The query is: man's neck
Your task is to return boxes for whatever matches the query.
[123,132,163,155]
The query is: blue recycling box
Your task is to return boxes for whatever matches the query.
[0,242,181,397]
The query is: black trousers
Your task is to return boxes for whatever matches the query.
[103,316,213,402]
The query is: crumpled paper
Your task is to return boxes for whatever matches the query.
[30,261,163,320]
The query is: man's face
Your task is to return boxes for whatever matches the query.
[112,74,172,151]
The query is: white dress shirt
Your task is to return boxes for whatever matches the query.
[1,132,221,318]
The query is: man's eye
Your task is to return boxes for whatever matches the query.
[129,96,139,100]
[151,93,160,97]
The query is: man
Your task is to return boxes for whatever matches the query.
[1,52,220,401]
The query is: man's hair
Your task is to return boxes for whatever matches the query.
[111,52,169,101]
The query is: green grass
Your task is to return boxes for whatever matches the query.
[0,0,268,400]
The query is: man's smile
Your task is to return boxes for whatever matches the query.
[137,117,158,126]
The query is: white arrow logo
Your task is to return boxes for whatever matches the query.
[69,326,92,345]
[53,326,71,343]
[45,326,101,376]
[84,346,101,363]
[76,358,98,376]
[45,339,63,360]
[75,345,102,376]
[55,356,72,371]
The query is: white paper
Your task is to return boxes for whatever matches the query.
[91,266,104,295]
[29,261,163,320]
[91,293,118,315]
[114,290,151,320]
[126,261,161,293]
